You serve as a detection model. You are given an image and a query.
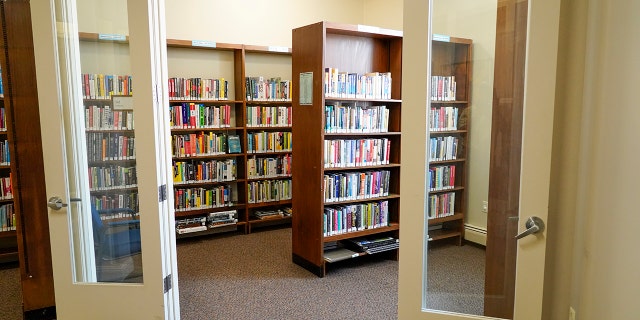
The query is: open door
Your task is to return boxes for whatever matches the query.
[399,0,560,318]
[31,0,179,318]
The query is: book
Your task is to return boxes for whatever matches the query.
[227,135,241,153]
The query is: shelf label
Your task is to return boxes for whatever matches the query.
[191,40,216,48]
[98,33,126,41]
[299,72,313,105]
[113,95,134,110]
[432,34,451,42]
[268,46,289,53]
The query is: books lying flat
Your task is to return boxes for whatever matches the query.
[343,236,399,252]
[176,225,207,234]
[324,248,361,263]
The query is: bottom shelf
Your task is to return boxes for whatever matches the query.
[427,228,462,244]
[176,222,244,239]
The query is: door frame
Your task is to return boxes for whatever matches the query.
[398,0,561,318]
[30,0,180,318]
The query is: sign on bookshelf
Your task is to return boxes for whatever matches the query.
[299,72,313,105]
[113,95,134,110]
[191,40,217,48]
[98,33,126,41]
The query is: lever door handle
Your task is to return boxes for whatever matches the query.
[47,196,82,210]
[515,216,545,239]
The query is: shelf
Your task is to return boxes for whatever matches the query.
[427,229,462,242]
[176,223,242,239]
[428,213,464,224]
[324,131,401,137]
[428,158,466,165]
[249,215,291,225]
[174,205,244,218]
[323,163,400,172]
[246,199,292,209]
[170,126,243,133]
[244,44,292,55]
[430,100,469,104]
[0,230,16,238]
[168,99,243,104]
[247,176,291,182]
[0,198,13,204]
[246,126,292,131]
[324,223,400,242]
[429,130,468,135]
[324,194,400,206]
[85,129,134,133]
[173,179,244,188]
[90,186,138,194]
[429,186,465,194]
[245,100,292,104]
[246,150,292,156]
[0,164,10,169]
[166,38,242,51]
[325,97,402,103]
[172,153,244,160]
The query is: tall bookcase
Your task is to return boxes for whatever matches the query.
[165,39,292,238]
[0,73,16,263]
[427,36,472,245]
[77,33,294,239]
[291,22,402,277]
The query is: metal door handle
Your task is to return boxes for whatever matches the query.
[47,196,81,210]
[515,216,545,239]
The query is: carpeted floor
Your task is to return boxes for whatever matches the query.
[0,227,485,319]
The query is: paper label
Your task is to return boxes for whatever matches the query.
[192,40,217,48]
[433,34,451,42]
[98,33,126,41]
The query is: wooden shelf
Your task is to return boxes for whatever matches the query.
[173,179,245,188]
[170,126,244,133]
[246,199,292,209]
[292,22,403,277]
[0,230,16,238]
[427,36,472,245]
[174,205,245,218]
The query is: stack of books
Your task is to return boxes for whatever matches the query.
[342,236,399,255]
[208,210,237,228]
[253,207,292,220]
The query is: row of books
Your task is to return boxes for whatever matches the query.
[174,185,235,212]
[82,73,133,99]
[88,165,137,191]
[91,193,139,213]
[323,200,390,236]
[245,76,292,101]
[173,158,237,185]
[246,105,291,127]
[0,176,12,200]
[171,133,240,158]
[0,204,15,232]
[431,75,457,102]
[175,210,238,234]
[247,154,292,179]
[0,68,3,98]
[428,165,456,191]
[429,136,460,162]
[247,179,291,204]
[324,68,393,100]
[86,132,136,162]
[252,207,292,220]
[428,192,456,219]
[0,140,9,165]
[324,104,389,133]
[85,105,134,131]
[168,77,228,101]
[169,103,233,129]
[429,106,459,131]
[324,170,391,203]
[246,131,292,153]
[324,138,391,168]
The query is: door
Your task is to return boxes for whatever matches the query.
[399,0,560,319]
[30,0,179,319]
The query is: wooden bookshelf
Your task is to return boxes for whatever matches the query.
[78,32,294,238]
[291,21,403,277]
[166,37,293,237]
[427,36,473,246]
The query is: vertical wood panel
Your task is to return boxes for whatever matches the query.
[484,0,528,318]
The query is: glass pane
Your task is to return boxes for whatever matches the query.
[58,1,143,283]
[424,0,526,318]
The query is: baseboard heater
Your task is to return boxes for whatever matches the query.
[464,223,487,246]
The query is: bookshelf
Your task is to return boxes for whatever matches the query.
[427,36,472,245]
[166,39,293,237]
[291,22,402,277]
[0,92,17,263]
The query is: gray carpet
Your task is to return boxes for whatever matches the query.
[0,228,485,319]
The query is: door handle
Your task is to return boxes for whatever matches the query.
[47,196,82,210]
[515,216,545,239]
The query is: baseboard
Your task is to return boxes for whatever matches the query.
[24,306,56,320]
[464,223,487,246]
